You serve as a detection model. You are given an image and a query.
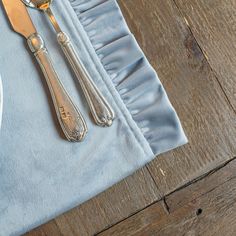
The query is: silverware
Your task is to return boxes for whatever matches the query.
[22,0,115,127]
[2,0,87,142]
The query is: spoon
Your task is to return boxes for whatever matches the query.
[22,0,115,127]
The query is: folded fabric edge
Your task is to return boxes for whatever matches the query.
[68,0,188,155]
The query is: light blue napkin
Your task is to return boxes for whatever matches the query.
[0,0,187,235]
[0,77,2,130]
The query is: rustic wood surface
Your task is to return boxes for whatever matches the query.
[120,0,236,196]
[25,168,160,236]
[175,0,236,111]
[99,158,236,236]
[26,0,236,235]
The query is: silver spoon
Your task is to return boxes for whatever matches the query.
[22,0,115,127]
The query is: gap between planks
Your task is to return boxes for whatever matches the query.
[120,0,236,197]
[95,156,236,235]
[24,0,235,234]
[98,157,236,236]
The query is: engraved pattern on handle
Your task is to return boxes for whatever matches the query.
[57,32,115,127]
[27,33,87,142]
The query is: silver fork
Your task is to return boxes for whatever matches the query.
[22,0,115,127]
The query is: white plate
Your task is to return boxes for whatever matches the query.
[0,77,2,129]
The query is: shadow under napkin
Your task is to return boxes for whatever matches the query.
[0,0,187,235]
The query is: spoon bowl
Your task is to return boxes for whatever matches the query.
[22,0,52,10]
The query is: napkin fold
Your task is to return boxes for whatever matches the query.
[0,0,187,235]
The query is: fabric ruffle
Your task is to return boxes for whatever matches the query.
[69,0,187,154]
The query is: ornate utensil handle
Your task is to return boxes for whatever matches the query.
[57,32,115,127]
[27,33,87,142]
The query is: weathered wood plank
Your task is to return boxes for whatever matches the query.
[175,0,236,111]
[119,0,236,195]
[99,158,236,236]
[165,158,236,212]
[166,158,236,212]
[26,0,236,234]
[99,201,168,236]
[25,228,45,236]
[25,168,160,236]
[25,220,62,236]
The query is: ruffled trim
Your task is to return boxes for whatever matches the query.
[69,0,187,154]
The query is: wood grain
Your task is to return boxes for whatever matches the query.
[165,158,236,212]
[99,158,236,236]
[54,168,160,236]
[26,0,236,235]
[25,168,160,236]
[175,0,236,111]
[119,0,236,195]
[26,220,62,236]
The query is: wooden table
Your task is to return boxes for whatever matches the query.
[26,0,236,235]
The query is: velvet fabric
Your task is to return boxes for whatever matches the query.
[0,77,2,130]
[0,0,187,235]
